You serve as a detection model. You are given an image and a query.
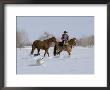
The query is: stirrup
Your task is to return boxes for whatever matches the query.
[62,46,64,49]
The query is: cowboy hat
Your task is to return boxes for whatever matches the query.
[64,31,68,33]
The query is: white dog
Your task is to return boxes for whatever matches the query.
[36,57,45,65]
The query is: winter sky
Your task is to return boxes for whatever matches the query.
[17,16,94,41]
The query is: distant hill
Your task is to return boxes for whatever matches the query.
[76,35,94,47]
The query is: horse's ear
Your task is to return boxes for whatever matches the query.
[73,38,76,40]
[53,36,56,39]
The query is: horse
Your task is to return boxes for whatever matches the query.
[31,37,56,57]
[53,38,76,56]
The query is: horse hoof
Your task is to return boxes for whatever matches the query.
[34,54,39,56]
[38,53,40,55]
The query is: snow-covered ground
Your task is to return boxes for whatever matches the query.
[17,46,94,74]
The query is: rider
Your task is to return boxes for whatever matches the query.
[61,31,69,48]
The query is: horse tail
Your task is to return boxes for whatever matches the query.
[32,40,38,48]
[32,41,35,49]
[31,40,38,55]
[53,44,57,56]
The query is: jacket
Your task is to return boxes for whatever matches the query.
[61,33,69,41]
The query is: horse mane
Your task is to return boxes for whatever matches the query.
[68,38,76,46]
[43,38,51,42]
[44,37,56,42]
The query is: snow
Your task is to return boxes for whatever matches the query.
[17,46,94,74]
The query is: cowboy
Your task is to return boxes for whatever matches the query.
[61,31,69,48]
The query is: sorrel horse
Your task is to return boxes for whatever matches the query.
[31,37,56,57]
[53,38,76,56]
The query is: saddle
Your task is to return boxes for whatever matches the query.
[64,41,69,46]
[64,42,69,45]
[61,41,69,50]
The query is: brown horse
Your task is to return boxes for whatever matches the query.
[31,37,56,57]
[53,38,76,56]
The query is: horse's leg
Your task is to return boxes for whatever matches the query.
[44,49,49,57]
[66,47,71,56]
[58,51,60,55]
[37,48,40,55]
[58,50,61,55]
[47,50,49,57]
[67,50,71,56]
[44,50,46,57]
[53,45,57,56]
[46,49,49,57]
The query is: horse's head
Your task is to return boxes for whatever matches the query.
[49,37,56,42]
[69,38,76,46]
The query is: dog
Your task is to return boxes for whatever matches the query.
[36,57,45,65]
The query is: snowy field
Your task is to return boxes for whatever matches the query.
[17,46,94,74]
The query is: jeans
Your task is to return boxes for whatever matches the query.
[62,40,65,48]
